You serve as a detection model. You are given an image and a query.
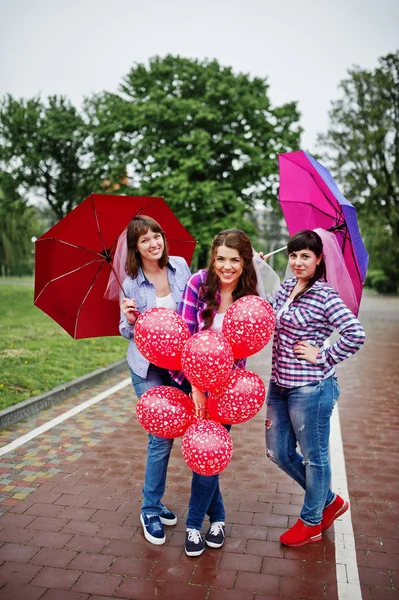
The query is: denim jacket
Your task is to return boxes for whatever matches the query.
[119,256,191,377]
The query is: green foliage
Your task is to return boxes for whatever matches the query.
[0,284,126,409]
[0,55,301,269]
[0,95,91,220]
[85,55,301,260]
[0,173,45,276]
[318,51,399,292]
[365,269,397,294]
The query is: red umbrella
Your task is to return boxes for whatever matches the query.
[34,194,196,339]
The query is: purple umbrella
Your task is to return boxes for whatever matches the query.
[278,150,369,314]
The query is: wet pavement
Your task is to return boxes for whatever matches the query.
[0,293,397,600]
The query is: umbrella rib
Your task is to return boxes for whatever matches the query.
[90,199,127,297]
[39,237,116,263]
[74,263,104,339]
[135,197,162,215]
[342,228,363,286]
[283,204,340,223]
[302,175,363,284]
[284,154,345,227]
[38,238,101,253]
[91,195,110,258]
[307,172,344,227]
[34,258,105,303]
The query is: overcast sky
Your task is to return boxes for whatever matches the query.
[1,0,398,151]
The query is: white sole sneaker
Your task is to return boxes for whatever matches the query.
[140,514,166,545]
[185,546,205,557]
[160,514,177,526]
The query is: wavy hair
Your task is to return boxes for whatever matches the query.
[125,215,169,278]
[287,229,326,300]
[201,229,258,329]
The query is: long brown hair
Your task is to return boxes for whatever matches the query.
[287,230,326,300]
[125,215,169,278]
[201,229,258,329]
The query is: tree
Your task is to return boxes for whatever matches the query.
[0,172,44,276]
[318,51,399,292]
[85,55,301,262]
[0,95,91,220]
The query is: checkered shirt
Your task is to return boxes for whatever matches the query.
[270,277,366,388]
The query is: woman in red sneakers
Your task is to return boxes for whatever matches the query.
[264,230,365,548]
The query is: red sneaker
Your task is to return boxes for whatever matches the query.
[280,519,322,547]
[322,495,349,531]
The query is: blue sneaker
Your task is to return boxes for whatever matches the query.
[160,506,177,526]
[205,522,225,548]
[140,514,166,545]
[185,528,205,557]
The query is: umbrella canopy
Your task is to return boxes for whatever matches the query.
[34,194,196,339]
[278,150,369,313]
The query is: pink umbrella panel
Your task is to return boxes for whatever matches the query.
[278,151,369,314]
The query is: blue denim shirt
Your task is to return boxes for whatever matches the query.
[119,256,191,377]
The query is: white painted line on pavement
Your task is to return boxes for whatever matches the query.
[0,378,131,457]
[330,404,362,600]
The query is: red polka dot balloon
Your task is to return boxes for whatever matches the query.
[208,369,266,424]
[182,419,233,475]
[181,330,234,391]
[136,385,196,438]
[222,295,275,359]
[135,308,191,370]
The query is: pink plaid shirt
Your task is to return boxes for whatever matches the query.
[270,277,366,388]
[172,270,246,384]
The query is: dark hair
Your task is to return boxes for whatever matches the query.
[287,230,326,300]
[125,215,169,278]
[201,229,258,329]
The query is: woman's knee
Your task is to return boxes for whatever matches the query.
[265,445,287,468]
[192,471,219,490]
[265,419,280,463]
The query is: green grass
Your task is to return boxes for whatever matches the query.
[0,284,127,411]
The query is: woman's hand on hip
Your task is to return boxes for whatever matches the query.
[293,341,320,365]
[120,297,139,325]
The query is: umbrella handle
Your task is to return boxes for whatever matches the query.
[263,245,287,260]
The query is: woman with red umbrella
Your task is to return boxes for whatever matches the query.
[264,230,365,548]
[119,215,192,546]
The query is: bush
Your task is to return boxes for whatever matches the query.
[365,269,398,294]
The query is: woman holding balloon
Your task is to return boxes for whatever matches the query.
[119,215,191,546]
[264,229,365,548]
[177,229,260,557]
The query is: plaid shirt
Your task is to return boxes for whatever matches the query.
[270,277,366,388]
[119,256,191,378]
[173,269,246,384]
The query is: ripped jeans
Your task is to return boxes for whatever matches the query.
[265,377,340,525]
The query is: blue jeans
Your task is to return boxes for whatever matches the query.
[186,424,231,530]
[265,377,340,525]
[130,364,191,517]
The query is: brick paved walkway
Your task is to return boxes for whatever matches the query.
[0,294,397,600]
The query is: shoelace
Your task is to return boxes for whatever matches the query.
[187,529,202,543]
[209,522,224,536]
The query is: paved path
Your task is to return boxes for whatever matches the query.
[0,294,397,600]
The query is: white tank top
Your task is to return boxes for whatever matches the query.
[211,312,225,333]
[156,293,176,311]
